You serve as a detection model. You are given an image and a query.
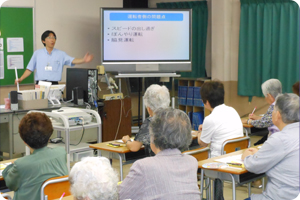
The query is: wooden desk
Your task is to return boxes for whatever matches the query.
[241,117,254,136]
[90,133,198,181]
[198,147,265,200]
[89,141,146,181]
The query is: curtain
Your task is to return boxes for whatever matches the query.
[157,1,208,78]
[238,0,299,97]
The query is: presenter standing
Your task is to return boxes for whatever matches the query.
[15,30,94,85]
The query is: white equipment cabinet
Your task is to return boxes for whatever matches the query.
[26,108,101,171]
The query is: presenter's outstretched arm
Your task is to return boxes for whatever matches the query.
[72,52,94,64]
[15,69,33,85]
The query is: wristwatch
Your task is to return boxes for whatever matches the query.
[126,140,131,144]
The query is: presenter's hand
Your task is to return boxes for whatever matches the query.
[122,135,130,144]
[15,78,22,85]
[249,113,260,120]
[83,52,94,63]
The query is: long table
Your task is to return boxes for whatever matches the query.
[90,133,198,181]
[198,147,265,200]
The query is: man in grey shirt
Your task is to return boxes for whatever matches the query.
[242,93,299,200]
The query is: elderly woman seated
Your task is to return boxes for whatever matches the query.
[122,84,170,156]
[242,79,282,144]
[69,157,118,200]
[2,112,68,200]
[119,108,200,200]
[242,93,299,200]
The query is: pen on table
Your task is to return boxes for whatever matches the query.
[250,106,257,116]
[59,192,65,200]
[227,162,242,166]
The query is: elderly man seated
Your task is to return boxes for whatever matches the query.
[119,108,200,200]
[122,84,170,156]
[242,93,299,200]
[2,112,68,200]
[69,157,118,200]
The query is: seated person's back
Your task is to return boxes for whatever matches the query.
[2,112,68,200]
[119,108,200,200]
[197,81,243,157]
[242,93,299,200]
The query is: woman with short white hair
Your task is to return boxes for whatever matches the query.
[69,157,118,200]
[122,84,170,156]
[242,79,282,139]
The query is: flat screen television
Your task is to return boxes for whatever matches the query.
[100,8,192,73]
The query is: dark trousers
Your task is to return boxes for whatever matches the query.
[214,178,224,200]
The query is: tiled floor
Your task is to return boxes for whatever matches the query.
[2,135,265,199]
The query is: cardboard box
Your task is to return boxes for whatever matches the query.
[18,99,48,110]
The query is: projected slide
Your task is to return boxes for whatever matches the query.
[102,10,190,61]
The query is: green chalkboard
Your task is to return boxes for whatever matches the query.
[0,7,34,86]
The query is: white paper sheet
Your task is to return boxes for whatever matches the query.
[0,51,3,79]
[7,55,24,69]
[0,38,3,50]
[214,154,244,164]
[7,37,24,52]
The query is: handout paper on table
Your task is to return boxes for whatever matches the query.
[115,139,133,143]
[214,154,244,164]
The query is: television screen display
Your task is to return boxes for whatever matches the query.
[100,8,192,73]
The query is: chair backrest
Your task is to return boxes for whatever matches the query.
[221,136,251,155]
[40,175,71,200]
[183,147,210,161]
[1,193,12,200]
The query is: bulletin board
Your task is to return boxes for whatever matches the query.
[0,7,34,86]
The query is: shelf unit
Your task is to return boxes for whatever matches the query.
[177,78,210,130]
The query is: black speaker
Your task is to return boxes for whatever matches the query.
[123,0,148,8]
[10,91,18,110]
[73,87,84,105]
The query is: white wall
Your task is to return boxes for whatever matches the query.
[3,0,123,82]
[2,0,34,7]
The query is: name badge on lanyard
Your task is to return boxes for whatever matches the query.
[45,66,52,71]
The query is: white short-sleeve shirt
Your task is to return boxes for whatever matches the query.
[200,104,243,157]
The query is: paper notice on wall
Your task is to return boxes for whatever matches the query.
[7,37,24,52]
[7,55,24,69]
[0,38,3,50]
[0,51,4,79]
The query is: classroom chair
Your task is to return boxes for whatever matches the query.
[1,193,12,200]
[221,136,251,155]
[183,147,211,200]
[40,175,71,200]
[220,136,261,198]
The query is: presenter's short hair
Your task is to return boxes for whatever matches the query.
[69,157,118,200]
[200,81,224,108]
[274,93,299,124]
[41,30,56,46]
[150,108,192,152]
[19,112,53,149]
[261,79,282,98]
[143,84,170,112]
